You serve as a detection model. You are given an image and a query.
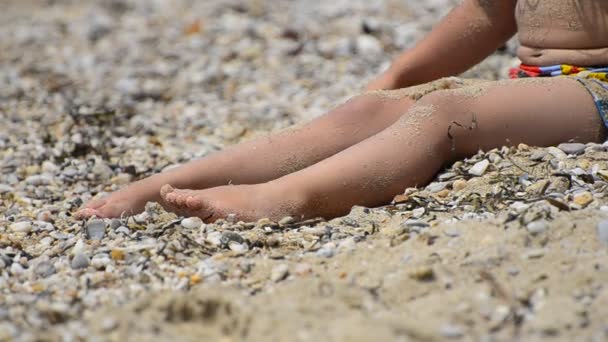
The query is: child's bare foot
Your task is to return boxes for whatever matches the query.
[76,189,150,219]
[159,183,307,222]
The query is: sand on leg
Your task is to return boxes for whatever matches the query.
[162,77,606,221]
[77,92,418,218]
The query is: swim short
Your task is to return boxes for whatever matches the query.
[510,64,608,128]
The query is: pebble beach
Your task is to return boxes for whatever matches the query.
[2,0,608,341]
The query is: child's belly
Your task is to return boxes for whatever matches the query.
[515,0,608,66]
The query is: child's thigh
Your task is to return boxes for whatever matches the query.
[433,77,607,156]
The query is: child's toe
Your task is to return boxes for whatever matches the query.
[160,184,174,199]
[186,196,202,209]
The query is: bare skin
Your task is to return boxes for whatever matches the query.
[79,0,608,221]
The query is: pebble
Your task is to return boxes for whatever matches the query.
[10,263,24,275]
[294,263,312,276]
[206,231,223,246]
[440,323,465,339]
[315,243,336,258]
[425,181,448,193]
[558,143,586,156]
[110,219,122,230]
[522,249,546,259]
[270,264,289,282]
[527,220,549,235]
[86,220,106,240]
[452,179,467,192]
[71,253,90,269]
[547,146,567,160]
[36,210,53,222]
[597,220,608,245]
[34,261,57,278]
[443,227,461,238]
[573,191,593,207]
[412,207,425,218]
[529,150,548,161]
[355,35,383,55]
[228,242,248,254]
[278,216,295,225]
[91,254,112,269]
[9,221,32,233]
[468,159,490,176]
[338,237,357,251]
[115,226,130,235]
[597,170,608,181]
[181,217,203,230]
[25,174,52,186]
[409,266,435,281]
[0,184,14,193]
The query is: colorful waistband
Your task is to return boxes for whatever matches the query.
[509,64,608,81]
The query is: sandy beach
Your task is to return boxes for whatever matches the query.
[1,0,608,341]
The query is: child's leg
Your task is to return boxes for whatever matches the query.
[162,77,605,221]
[78,94,415,218]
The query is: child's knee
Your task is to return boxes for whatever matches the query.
[403,89,478,157]
[411,89,471,124]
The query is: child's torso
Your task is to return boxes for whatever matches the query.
[515,0,608,66]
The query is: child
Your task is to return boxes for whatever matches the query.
[78,0,608,222]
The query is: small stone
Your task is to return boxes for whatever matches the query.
[558,143,586,155]
[36,210,53,222]
[522,249,545,259]
[71,253,89,269]
[425,181,448,193]
[294,263,312,276]
[0,184,14,193]
[110,219,122,230]
[34,261,56,278]
[270,264,289,282]
[529,150,548,161]
[469,159,490,176]
[577,159,591,170]
[443,227,461,237]
[315,243,336,258]
[25,174,52,185]
[573,191,593,207]
[596,220,608,245]
[278,216,295,225]
[547,146,567,159]
[86,219,106,240]
[10,221,32,233]
[517,143,529,151]
[440,323,465,339]
[527,220,549,235]
[181,217,203,230]
[452,179,467,191]
[409,266,435,281]
[10,263,24,275]
[597,170,608,181]
[338,237,357,251]
[110,250,125,261]
[412,207,425,218]
[206,231,222,246]
[133,212,150,223]
[226,213,237,223]
[189,274,202,285]
[115,226,130,235]
[228,242,248,254]
[355,35,382,55]
[525,180,550,196]
[403,219,429,229]
[435,189,450,198]
[256,218,274,227]
[91,255,111,269]
[220,232,245,246]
